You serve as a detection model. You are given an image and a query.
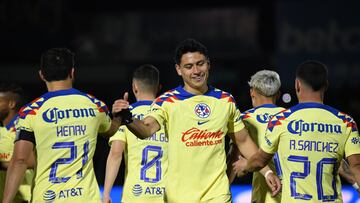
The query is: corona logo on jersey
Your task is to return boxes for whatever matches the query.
[256,113,272,124]
[42,107,96,124]
[287,119,342,136]
[194,103,211,118]
[181,127,223,147]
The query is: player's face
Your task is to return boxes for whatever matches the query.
[0,93,10,122]
[176,52,209,94]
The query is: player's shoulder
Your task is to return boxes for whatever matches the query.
[204,86,236,104]
[19,88,108,119]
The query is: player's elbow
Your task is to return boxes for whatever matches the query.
[109,148,123,158]
[11,156,28,167]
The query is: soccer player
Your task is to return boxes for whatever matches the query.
[102,64,167,203]
[227,70,284,203]
[0,82,34,203]
[112,39,280,203]
[2,48,122,203]
[238,60,360,202]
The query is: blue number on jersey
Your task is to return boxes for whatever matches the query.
[49,141,89,183]
[140,145,163,183]
[316,158,337,201]
[289,155,337,201]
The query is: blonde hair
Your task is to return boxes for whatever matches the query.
[248,70,281,97]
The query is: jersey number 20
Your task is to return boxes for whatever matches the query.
[289,155,337,201]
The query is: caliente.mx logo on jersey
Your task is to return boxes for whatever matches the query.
[194,103,211,118]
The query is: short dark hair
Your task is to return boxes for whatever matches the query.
[174,38,209,65]
[40,48,75,81]
[296,60,328,91]
[133,64,160,94]
[0,82,25,110]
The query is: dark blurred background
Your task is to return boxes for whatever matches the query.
[1,0,359,186]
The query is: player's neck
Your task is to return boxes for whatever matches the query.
[135,92,156,101]
[298,92,324,104]
[46,80,73,92]
[2,111,17,127]
[253,96,275,107]
[183,84,208,95]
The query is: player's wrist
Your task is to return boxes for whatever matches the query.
[352,183,359,190]
[264,170,274,179]
[114,108,133,125]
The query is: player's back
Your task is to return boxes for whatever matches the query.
[17,88,111,203]
[241,104,284,203]
[110,100,168,203]
[267,102,359,203]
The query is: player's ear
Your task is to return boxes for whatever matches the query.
[295,79,301,93]
[175,64,182,76]
[69,68,75,79]
[8,99,16,110]
[39,70,46,82]
[250,88,254,97]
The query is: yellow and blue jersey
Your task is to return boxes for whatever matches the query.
[0,116,34,203]
[149,86,245,203]
[262,102,360,203]
[15,88,111,203]
[240,104,284,203]
[109,100,168,203]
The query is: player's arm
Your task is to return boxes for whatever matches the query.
[226,141,239,183]
[230,128,272,170]
[112,92,160,139]
[230,129,280,196]
[339,159,356,184]
[0,152,34,170]
[103,140,125,203]
[100,118,122,139]
[126,116,160,139]
[347,154,360,194]
[3,139,34,203]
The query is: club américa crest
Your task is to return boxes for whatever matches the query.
[194,103,211,118]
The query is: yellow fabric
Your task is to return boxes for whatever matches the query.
[149,86,244,203]
[262,102,360,203]
[109,100,167,203]
[0,123,34,203]
[240,104,284,203]
[16,88,111,203]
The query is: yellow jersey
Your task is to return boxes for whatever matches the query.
[109,100,168,203]
[149,86,244,203]
[240,104,284,203]
[16,88,111,203]
[262,102,360,203]
[0,116,34,203]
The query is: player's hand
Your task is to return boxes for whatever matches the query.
[265,172,282,197]
[112,92,130,116]
[233,155,248,177]
[102,194,112,203]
